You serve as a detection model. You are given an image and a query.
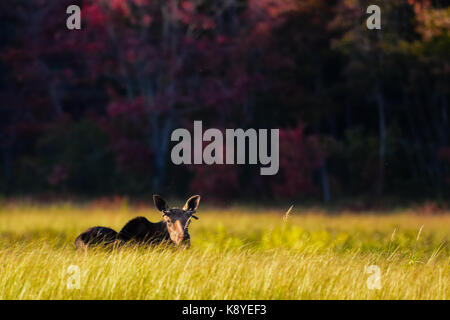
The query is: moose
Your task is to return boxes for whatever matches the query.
[75,195,200,249]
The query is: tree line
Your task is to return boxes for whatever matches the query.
[0,0,449,203]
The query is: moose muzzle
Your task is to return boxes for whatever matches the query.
[170,220,187,245]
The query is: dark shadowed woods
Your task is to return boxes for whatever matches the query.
[0,0,449,205]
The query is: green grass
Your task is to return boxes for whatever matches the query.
[0,203,448,299]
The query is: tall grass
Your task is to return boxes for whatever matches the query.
[0,203,448,299]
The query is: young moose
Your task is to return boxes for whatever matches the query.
[75,195,200,249]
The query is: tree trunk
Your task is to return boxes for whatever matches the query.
[320,158,331,202]
[375,86,386,196]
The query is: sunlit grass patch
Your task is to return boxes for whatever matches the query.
[0,203,448,299]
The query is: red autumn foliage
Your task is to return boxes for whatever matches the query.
[189,165,240,201]
[2,0,448,201]
[272,125,321,198]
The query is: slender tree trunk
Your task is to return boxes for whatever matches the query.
[375,86,386,196]
[1,118,18,193]
[320,158,331,202]
[151,113,173,192]
[314,64,331,202]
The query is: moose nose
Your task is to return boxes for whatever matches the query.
[173,220,185,244]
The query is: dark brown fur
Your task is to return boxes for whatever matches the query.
[75,195,200,249]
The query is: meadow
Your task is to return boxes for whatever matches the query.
[0,201,448,300]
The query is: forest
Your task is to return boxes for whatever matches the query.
[1,0,449,204]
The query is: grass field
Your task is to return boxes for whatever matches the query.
[0,201,448,299]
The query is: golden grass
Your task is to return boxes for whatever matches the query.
[0,203,448,299]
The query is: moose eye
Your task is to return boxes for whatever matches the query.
[164,216,173,224]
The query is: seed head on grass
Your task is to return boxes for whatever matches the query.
[416,225,424,241]
[283,205,294,222]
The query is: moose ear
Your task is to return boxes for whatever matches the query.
[153,195,168,212]
[183,195,201,211]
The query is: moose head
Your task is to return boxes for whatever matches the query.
[153,194,201,246]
